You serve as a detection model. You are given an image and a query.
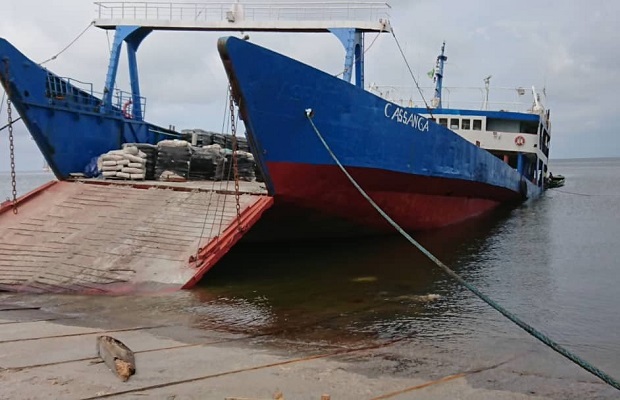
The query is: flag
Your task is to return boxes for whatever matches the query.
[427,69,434,79]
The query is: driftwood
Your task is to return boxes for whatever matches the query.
[96,335,136,381]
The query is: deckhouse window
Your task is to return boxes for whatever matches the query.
[461,119,471,130]
[473,119,482,131]
[450,119,460,129]
[439,118,448,127]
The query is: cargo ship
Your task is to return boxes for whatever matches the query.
[217,37,552,232]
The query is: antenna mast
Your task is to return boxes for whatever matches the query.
[483,75,492,110]
[431,41,447,109]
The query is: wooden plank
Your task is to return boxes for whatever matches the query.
[96,336,136,381]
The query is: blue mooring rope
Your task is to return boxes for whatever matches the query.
[305,110,620,391]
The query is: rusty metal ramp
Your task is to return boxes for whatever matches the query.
[0,180,272,293]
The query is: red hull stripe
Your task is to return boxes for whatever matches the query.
[267,162,514,231]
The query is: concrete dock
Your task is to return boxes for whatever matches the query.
[0,295,616,400]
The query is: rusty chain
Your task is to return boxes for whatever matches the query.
[228,86,242,231]
[3,60,18,214]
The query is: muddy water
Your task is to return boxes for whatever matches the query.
[2,159,620,397]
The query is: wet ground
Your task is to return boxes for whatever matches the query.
[1,287,616,399]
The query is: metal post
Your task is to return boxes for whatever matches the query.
[103,28,125,111]
[329,28,365,87]
[432,42,448,109]
[102,26,151,116]
[517,153,524,175]
[126,42,142,120]
[483,75,492,110]
[354,31,364,88]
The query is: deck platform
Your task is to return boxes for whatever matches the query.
[0,179,272,293]
[93,1,392,32]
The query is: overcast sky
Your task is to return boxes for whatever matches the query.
[0,0,618,171]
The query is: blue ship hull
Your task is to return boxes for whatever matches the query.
[218,37,541,231]
[0,38,172,179]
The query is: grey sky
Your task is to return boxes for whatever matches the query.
[1,0,618,172]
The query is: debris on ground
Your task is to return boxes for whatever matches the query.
[96,335,136,381]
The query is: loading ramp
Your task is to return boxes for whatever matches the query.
[0,180,272,293]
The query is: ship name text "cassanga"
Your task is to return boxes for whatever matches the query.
[384,103,429,132]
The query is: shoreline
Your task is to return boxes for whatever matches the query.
[1,293,615,399]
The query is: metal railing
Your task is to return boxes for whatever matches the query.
[45,72,146,119]
[367,84,543,114]
[113,89,147,119]
[46,74,100,108]
[94,1,390,22]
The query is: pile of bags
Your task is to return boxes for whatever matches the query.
[180,128,213,147]
[182,130,250,153]
[92,134,257,182]
[235,150,256,181]
[189,144,225,180]
[123,143,157,180]
[213,149,256,181]
[155,139,191,181]
[98,145,147,180]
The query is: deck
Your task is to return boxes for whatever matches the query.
[0,179,272,293]
[93,1,392,32]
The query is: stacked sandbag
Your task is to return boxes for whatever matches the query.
[210,133,250,152]
[211,133,228,149]
[189,144,225,180]
[214,148,232,181]
[98,145,147,180]
[236,136,250,152]
[123,143,157,180]
[213,149,256,181]
[155,139,191,181]
[235,150,256,181]
[181,129,214,146]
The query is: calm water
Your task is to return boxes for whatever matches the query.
[1,159,620,384]
[0,170,56,201]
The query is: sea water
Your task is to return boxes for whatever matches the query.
[0,170,56,201]
[1,159,619,394]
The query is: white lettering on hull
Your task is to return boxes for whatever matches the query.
[384,103,429,132]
